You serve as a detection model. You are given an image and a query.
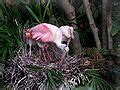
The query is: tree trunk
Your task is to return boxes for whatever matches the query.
[58,0,82,54]
[102,0,108,49]
[83,0,101,49]
[102,0,113,50]
[106,0,113,50]
[4,0,15,7]
[58,0,77,28]
[71,31,82,54]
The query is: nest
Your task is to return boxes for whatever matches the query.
[4,44,112,89]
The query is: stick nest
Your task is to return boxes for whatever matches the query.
[4,44,112,89]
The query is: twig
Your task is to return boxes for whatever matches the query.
[10,66,16,84]
[17,64,25,71]
[15,76,27,88]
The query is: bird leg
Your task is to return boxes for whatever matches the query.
[37,42,47,62]
[37,42,51,62]
[29,44,32,56]
[66,38,71,56]
[41,47,47,62]
[44,44,52,62]
[28,39,33,56]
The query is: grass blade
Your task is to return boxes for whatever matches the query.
[26,6,40,23]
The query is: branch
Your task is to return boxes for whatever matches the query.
[83,0,101,49]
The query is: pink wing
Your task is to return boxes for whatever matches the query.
[27,24,53,42]
[32,33,43,39]
[40,31,53,42]
[31,24,49,34]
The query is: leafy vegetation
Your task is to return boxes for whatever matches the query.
[0,4,25,62]
[83,69,111,90]
[26,0,51,24]
[111,23,120,36]
[0,0,118,90]
[0,0,53,61]
[27,65,63,89]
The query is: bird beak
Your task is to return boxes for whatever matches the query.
[71,32,74,39]
[69,27,74,39]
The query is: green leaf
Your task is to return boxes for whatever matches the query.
[84,69,112,90]
[111,26,119,36]
[35,0,42,19]
[47,71,56,88]
[26,65,44,72]
[48,69,63,80]
[87,77,111,90]
[9,47,14,60]
[72,86,90,90]
[26,6,40,23]
[78,4,86,16]
[0,64,5,73]
[84,69,100,78]
[42,0,50,21]
[98,78,111,90]
[1,47,7,61]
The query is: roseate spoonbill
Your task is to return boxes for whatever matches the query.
[25,23,74,60]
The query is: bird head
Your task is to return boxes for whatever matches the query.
[59,26,74,39]
[25,29,32,39]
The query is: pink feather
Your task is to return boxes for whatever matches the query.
[27,24,53,42]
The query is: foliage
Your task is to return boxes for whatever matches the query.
[83,69,112,90]
[78,28,91,46]
[0,63,5,77]
[0,26,17,61]
[2,47,113,90]
[46,69,63,89]
[82,47,106,60]
[77,3,100,18]
[1,60,64,89]
[63,69,112,90]
[112,0,120,36]
[0,0,115,90]
[83,47,99,57]
[19,64,63,89]
[111,23,120,36]
[26,0,55,25]
[0,3,27,62]
[0,0,55,62]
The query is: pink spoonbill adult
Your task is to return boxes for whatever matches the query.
[26,23,74,60]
